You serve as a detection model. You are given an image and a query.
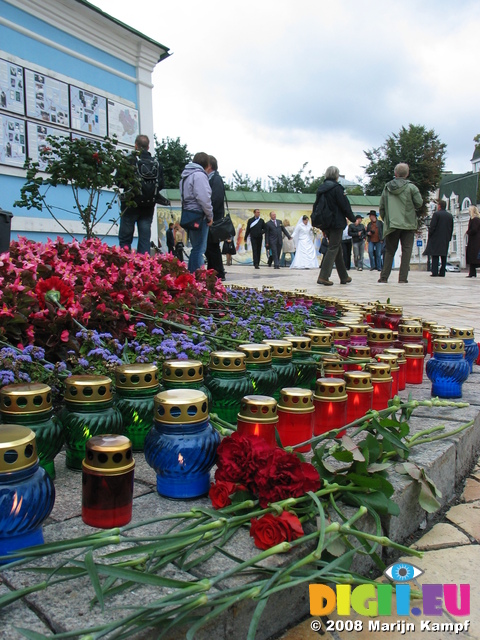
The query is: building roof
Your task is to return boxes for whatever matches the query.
[439,171,479,205]
[471,145,480,163]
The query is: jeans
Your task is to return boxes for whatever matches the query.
[118,204,155,254]
[368,241,383,270]
[319,228,348,282]
[188,218,209,273]
[380,229,414,282]
[352,242,364,269]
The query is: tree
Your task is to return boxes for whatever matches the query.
[229,170,262,192]
[268,162,324,194]
[154,136,192,189]
[363,124,446,217]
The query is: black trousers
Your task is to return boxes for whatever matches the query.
[205,235,225,278]
[431,255,447,277]
[250,236,263,267]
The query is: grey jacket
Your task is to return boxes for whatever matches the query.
[179,163,213,221]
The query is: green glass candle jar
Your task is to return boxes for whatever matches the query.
[58,375,124,471]
[115,363,160,451]
[204,351,254,423]
[0,383,64,480]
[284,336,317,389]
[162,359,212,408]
[238,343,279,397]
[262,339,298,401]
[305,329,334,356]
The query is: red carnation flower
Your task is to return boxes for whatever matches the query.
[214,431,273,490]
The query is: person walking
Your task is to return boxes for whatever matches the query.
[378,163,423,284]
[244,209,266,269]
[265,211,292,269]
[290,215,318,269]
[173,223,185,262]
[424,200,454,278]
[466,205,480,278]
[166,222,175,254]
[366,210,383,271]
[222,237,236,266]
[348,215,366,271]
[341,224,352,270]
[314,166,356,286]
[179,152,213,273]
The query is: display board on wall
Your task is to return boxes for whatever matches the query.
[27,122,69,170]
[25,69,69,127]
[107,99,138,146]
[70,85,107,137]
[0,113,26,166]
[0,59,25,115]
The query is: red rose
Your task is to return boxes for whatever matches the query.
[250,512,304,550]
[215,432,273,489]
[209,481,237,509]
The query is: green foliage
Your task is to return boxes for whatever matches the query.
[154,135,192,188]
[229,170,262,192]
[268,162,325,194]
[14,135,137,238]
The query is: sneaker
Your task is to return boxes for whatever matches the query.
[358,268,363,271]
[317,277,333,286]
[340,276,352,284]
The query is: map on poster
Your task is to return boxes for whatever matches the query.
[0,59,25,115]
[107,99,138,146]
[25,69,69,127]
[70,85,107,136]
[0,114,26,166]
[27,122,69,171]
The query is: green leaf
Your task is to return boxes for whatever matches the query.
[345,472,394,497]
[14,630,49,640]
[332,450,354,463]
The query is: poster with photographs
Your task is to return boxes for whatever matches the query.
[27,122,69,171]
[70,85,107,137]
[25,69,69,127]
[0,114,26,166]
[107,99,138,146]
[0,59,25,115]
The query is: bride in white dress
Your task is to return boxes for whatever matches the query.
[290,215,319,269]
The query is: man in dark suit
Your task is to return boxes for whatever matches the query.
[205,155,226,280]
[264,211,292,269]
[424,200,454,277]
[245,208,266,269]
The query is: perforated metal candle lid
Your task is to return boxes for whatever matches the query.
[322,358,344,375]
[366,363,392,381]
[209,351,247,371]
[0,425,38,472]
[398,323,423,337]
[262,340,293,359]
[162,360,204,383]
[432,339,465,354]
[367,328,394,342]
[430,327,450,339]
[83,434,134,475]
[344,371,373,392]
[277,387,314,413]
[450,327,475,340]
[115,363,160,389]
[384,305,403,315]
[384,348,407,363]
[305,330,333,348]
[238,343,273,364]
[376,354,399,371]
[330,327,351,341]
[344,324,368,336]
[403,344,425,357]
[283,336,311,352]
[154,389,209,424]
[349,346,371,358]
[64,375,113,403]
[237,395,278,423]
[314,378,347,401]
[0,382,52,415]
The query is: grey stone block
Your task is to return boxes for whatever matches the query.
[0,583,51,639]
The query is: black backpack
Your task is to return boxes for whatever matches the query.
[311,192,334,231]
[135,155,161,205]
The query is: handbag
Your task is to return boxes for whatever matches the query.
[209,213,236,243]
[180,209,203,231]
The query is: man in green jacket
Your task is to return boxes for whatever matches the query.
[378,163,423,283]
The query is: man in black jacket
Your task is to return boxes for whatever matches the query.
[424,200,454,277]
[245,209,266,269]
[315,166,356,285]
[265,211,292,269]
[205,155,226,280]
[348,215,366,270]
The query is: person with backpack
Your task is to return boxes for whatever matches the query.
[313,166,356,286]
[118,134,165,254]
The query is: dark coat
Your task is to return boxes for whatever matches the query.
[245,215,266,240]
[313,180,356,230]
[265,219,291,248]
[424,208,454,256]
[466,216,480,266]
[209,171,225,222]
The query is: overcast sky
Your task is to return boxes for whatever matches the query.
[92,0,479,187]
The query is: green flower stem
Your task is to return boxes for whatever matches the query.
[407,419,474,447]
[337,526,423,557]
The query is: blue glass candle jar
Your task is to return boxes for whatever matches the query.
[262,339,298,401]
[162,359,212,408]
[58,375,124,471]
[115,364,160,451]
[144,389,220,499]
[0,383,64,479]
[426,339,470,399]
[204,351,254,423]
[284,336,317,389]
[238,343,279,397]
[450,327,479,374]
[0,425,55,559]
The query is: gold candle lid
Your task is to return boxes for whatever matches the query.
[262,340,293,359]
[404,316,423,324]
[154,389,209,424]
[0,425,38,472]
[330,327,351,341]
[64,375,113,403]
[384,348,406,363]
[366,363,392,381]
[162,360,204,383]
[277,387,314,413]
[384,305,403,315]
[322,358,345,375]
[422,320,437,330]
[432,339,465,354]
[116,363,160,389]
[450,327,475,340]
[367,328,393,342]
[403,343,425,357]
[376,354,399,371]
[375,303,386,311]
[398,323,423,337]
[209,351,247,372]
[283,336,311,352]
[83,434,135,474]
[0,383,52,415]
[344,371,373,392]
[430,328,450,339]
[344,324,368,336]
[237,395,278,423]
[348,345,371,358]
[238,343,273,364]
[314,378,347,401]
[305,330,333,349]
[305,328,333,336]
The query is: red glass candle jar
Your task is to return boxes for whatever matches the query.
[277,387,314,452]
[366,363,392,410]
[344,371,373,424]
[397,323,423,349]
[237,395,278,448]
[362,304,375,325]
[82,435,134,528]
[404,344,425,385]
[384,305,403,332]
[305,329,334,355]
[345,345,371,371]
[372,303,386,328]
[422,321,436,355]
[384,348,407,391]
[375,354,399,397]
[367,328,394,357]
[313,378,347,437]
